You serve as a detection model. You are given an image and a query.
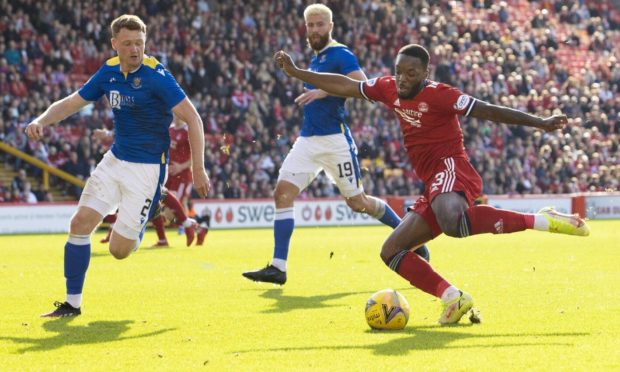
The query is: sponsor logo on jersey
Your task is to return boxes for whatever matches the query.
[319,54,327,63]
[109,77,116,83]
[394,108,423,127]
[393,98,400,107]
[366,78,377,87]
[109,90,136,109]
[454,95,471,111]
[418,102,429,112]
[131,77,142,89]
[156,68,165,76]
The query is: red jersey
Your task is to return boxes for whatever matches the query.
[169,124,191,165]
[167,123,192,189]
[360,77,477,181]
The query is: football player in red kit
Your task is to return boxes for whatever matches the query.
[274,44,589,324]
[150,117,197,246]
[166,116,193,207]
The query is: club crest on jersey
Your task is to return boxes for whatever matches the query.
[454,95,471,110]
[418,102,429,112]
[131,77,142,89]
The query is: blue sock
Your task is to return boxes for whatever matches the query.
[377,202,401,229]
[273,208,295,261]
[64,235,91,296]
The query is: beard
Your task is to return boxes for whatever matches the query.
[397,89,416,99]
[307,33,330,51]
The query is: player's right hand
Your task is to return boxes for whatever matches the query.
[274,50,296,77]
[25,122,44,141]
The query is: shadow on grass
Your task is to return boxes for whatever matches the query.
[1,317,174,354]
[89,244,183,258]
[256,288,392,314]
[235,324,589,354]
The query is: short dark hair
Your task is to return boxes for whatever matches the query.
[397,44,430,67]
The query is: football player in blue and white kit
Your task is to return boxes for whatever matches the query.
[25,15,210,317]
[243,4,430,285]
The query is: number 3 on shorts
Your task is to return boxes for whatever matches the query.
[431,172,445,192]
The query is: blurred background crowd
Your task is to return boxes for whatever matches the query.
[0,0,618,203]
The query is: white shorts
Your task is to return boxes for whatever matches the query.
[79,151,165,240]
[278,132,364,198]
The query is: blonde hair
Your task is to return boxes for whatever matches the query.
[303,3,333,23]
[110,14,147,37]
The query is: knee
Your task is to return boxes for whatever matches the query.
[379,238,398,265]
[379,249,392,265]
[109,245,130,260]
[437,211,463,238]
[273,188,295,208]
[70,213,94,235]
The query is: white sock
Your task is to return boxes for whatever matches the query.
[440,286,460,304]
[272,258,287,272]
[533,214,549,231]
[183,218,196,228]
[66,294,82,308]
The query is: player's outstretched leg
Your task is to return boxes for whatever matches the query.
[456,204,589,237]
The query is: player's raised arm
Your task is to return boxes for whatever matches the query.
[469,100,568,133]
[274,50,364,99]
[172,98,210,198]
[25,92,90,141]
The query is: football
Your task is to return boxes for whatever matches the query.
[365,289,410,330]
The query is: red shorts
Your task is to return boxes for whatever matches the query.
[166,171,193,199]
[408,156,482,237]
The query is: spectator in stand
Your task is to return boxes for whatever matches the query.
[0,0,618,202]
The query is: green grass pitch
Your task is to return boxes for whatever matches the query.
[1,221,619,370]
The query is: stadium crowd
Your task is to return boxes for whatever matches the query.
[0,0,618,203]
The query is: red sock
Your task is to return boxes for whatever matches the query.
[163,193,187,224]
[152,216,167,241]
[394,251,451,298]
[462,205,534,236]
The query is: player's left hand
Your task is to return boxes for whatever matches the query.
[274,50,297,77]
[192,168,210,198]
[539,114,568,132]
[294,88,328,106]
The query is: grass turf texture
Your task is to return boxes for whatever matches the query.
[0,221,619,370]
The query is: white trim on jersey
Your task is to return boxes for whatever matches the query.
[464,98,478,116]
[358,82,373,102]
[442,157,456,193]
